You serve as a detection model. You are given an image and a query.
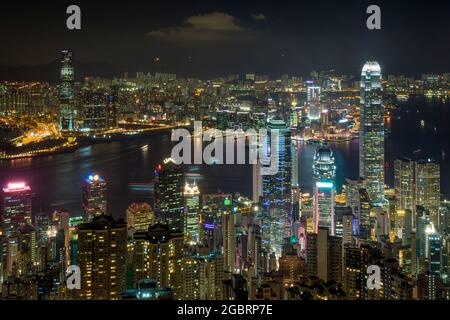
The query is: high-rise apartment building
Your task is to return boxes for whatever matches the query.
[77,215,127,300]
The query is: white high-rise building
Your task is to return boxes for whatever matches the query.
[359,61,384,206]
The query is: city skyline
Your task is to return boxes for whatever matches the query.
[1,0,450,303]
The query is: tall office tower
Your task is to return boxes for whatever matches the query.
[440,201,450,234]
[154,158,184,230]
[130,223,183,298]
[52,210,70,272]
[247,223,263,278]
[59,49,76,131]
[335,206,355,246]
[82,173,107,221]
[354,188,372,241]
[426,224,442,274]
[262,118,292,257]
[359,61,384,206]
[222,210,236,273]
[416,206,431,265]
[394,158,416,212]
[184,182,200,244]
[307,84,321,120]
[291,142,299,187]
[415,159,440,227]
[200,206,216,249]
[291,186,301,223]
[306,232,318,276]
[77,215,127,300]
[126,202,155,234]
[1,182,32,237]
[344,177,366,212]
[313,147,336,235]
[252,161,263,203]
[68,216,83,266]
[344,244,383,300]
[80,89,108,130]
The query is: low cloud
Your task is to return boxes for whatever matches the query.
[251,13,266,21]
[148,12,246,42]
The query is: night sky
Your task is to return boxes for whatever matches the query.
[1,0,449,79]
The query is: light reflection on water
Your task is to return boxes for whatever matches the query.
[0,96,449,218]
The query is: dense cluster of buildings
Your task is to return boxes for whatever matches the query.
[0,54,449,300]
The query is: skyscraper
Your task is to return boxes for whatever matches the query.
[77,215,127,300]
[80,88,118,131]
[59,49,76,131]
[222,209,236,273]
[415,159,440,227]
[1,182,32,238]
[262,118,292,257]
[126,202,155,234]
[359,61,384,206]
[307,84,321,120]
[154,158,184,231]
[184,182,200,245]
[82,173,107,221]
[394,158,416,212]
[313,147,336,235]
[425,224,441,274]
[130,223,183,298]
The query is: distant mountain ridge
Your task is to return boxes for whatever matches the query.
[0,60,124,83]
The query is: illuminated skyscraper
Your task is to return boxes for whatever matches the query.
[1,182,32,237]
[359,61,384,206]
[182,248,224,300]
[184,182,200,244]
[154,158,184,231]
[262,118,292,257]
[130,223,183,299]
[344,244,383,300]
[82,173,107,221]
[59,49,76,130]
[425,224,441,274]
[222,209,236,273]
[394,158,416,212]
[80,88,118,130]
[307,84,321,120]
[126,202,155,234]
[77,215,127,300]
[313,147,336,235]
[415,159,440,227]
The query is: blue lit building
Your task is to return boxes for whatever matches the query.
[313,147,336,235]
[261,118,292,257]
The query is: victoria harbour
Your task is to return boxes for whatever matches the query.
[1,96,449,218]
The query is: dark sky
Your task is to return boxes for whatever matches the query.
[1,0,449,79]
